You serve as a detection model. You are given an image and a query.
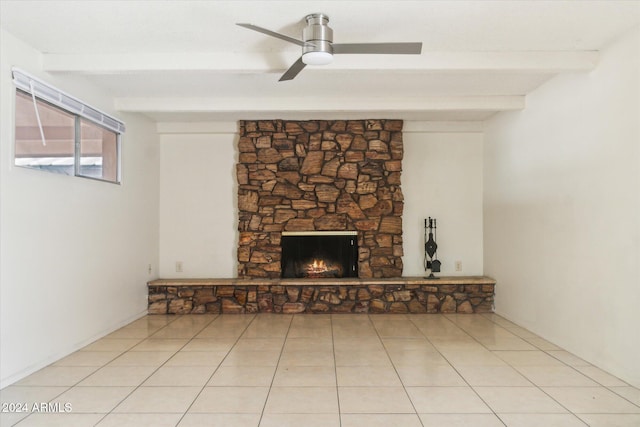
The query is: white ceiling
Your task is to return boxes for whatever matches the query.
[1,0,638,123]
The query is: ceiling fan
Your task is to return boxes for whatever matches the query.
[237,13,422,81]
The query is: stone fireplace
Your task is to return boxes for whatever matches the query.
[237,119,404,279]
[281,231,358,279]
[149,118,496,315]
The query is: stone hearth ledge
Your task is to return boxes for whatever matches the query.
[147,276,496,314]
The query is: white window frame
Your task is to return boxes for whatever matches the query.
[12,67,125,184]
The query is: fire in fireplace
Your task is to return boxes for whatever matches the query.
[281,231,358,278]
[304,258,342,278]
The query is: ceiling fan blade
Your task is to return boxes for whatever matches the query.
[236,23,308,47]
[333,42,422,55]
[279,57,306,81]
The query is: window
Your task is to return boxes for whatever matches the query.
[12,68,124,184]
[79,119,119,182]
[15,90,76,175]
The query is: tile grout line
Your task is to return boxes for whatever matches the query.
[43,314,192,427]
[330,313,342,427]
[605,387,640,409]
[370,314,425,426]
[175,313,257,426]
[99,313,220,427]
[10,314,198,426]
[4,313,639,427]
[256,313,294,427]
[471,314,588,425]
[408,314,507,427]
[480,313,640,412]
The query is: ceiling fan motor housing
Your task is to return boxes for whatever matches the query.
[303,13,333,57]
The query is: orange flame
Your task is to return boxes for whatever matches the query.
[308,259,327,272]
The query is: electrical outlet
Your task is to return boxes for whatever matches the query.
[175,261,183,273]
[455,261,462,272]
[147,264,152,275]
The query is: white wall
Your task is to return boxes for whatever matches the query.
[157,124,485,278]
[402,129,484,276]
[159,132,237,277]
[0,29,160,387]
[484,27,640,387]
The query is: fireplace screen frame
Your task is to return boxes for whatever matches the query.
[281,231,358,279]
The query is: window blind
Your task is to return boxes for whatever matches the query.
[11,67,126,134]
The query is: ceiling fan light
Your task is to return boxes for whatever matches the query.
[302,51,333,65]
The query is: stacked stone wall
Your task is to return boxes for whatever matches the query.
[148,283,495,315]
[237,119,404,279]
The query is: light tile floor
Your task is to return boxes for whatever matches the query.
[2,313,639,426]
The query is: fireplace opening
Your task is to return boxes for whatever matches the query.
[281,232,358,278]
